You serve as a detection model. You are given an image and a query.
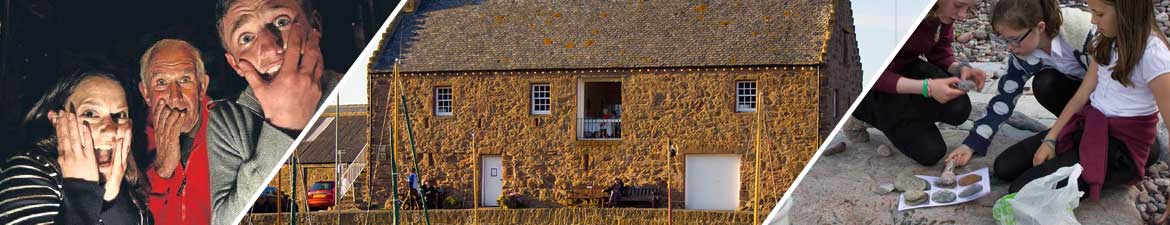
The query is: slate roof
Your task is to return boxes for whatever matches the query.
[295,105,368,164]
[370,0,837,72]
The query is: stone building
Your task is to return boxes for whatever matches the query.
[364,0,861,212]
[267,104,370,210]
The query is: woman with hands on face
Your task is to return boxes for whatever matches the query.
[0,70,151,225]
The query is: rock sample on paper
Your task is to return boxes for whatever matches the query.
[933,190,957,203]
[959,185,983,198]
[959,174,983,187]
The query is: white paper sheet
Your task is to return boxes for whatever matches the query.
[898,167,992,211]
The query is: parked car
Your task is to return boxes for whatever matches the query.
[252,186,293,213]
[307,181,336,211]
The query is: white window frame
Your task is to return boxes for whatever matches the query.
[736,81,757,112]
[435,86,453,116]
[531,84,551,115]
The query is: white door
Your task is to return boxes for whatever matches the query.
[685,154,740,210]
[481,155,503,207]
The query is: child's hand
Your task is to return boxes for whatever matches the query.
[960,66,988,91]
[928,77,965,103]
[947,145,973,166]
[1032,143,1056,166]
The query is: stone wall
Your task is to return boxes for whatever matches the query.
[366,67,823,212]
[820,0,864,140]
[244,208,754,225]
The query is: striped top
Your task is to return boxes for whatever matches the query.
[0,150,63,225]
[0,146,150,225]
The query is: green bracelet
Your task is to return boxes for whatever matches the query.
[922,78,930,98]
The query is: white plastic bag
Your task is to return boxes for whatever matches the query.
[1000,164,1085,225]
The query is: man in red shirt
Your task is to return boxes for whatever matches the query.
[138,39,212,225]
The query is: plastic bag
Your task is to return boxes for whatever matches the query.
[993,164,1085,225]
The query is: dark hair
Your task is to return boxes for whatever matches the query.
[991,0,1062,38]
[22,70,121,134]
[21,70,150,210]
[214,0,317,48]
[1091,0,1168,87]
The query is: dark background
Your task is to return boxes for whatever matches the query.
[0,0,397,146]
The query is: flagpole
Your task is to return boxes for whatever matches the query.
[753,88,763,225]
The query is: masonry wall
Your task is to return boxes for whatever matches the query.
[818,0,864,142]
[245,208,754,225]
[367,67,821,212]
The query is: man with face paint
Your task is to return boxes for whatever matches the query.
[138,39,211,225]
[208,0,341,224]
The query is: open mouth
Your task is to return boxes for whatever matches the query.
[94,147,113,168]
[259,62,282,81]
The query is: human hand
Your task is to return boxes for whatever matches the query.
[228,27,323,130]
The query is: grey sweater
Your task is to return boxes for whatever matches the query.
[208,71,341,225]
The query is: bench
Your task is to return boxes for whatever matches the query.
[614,187,659,208]
[566,185,608,207]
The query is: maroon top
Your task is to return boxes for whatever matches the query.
[1056,103,1158,201]
[873,19,957,93]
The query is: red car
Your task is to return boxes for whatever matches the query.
[307,181,336,211]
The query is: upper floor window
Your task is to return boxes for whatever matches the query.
[435,86,452,116]
[736,81,757,112]
[531,84,551,115]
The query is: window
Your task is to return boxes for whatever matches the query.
[531,84,551,115]
[833,89,840,120]
[577,81,623,140]
[435,86,452,116]
[736,81,757,112]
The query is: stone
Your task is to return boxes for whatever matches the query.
[895,174,926,192]
[968,102,1048,132]
[959,174,983,186]
[936,160,957,187]
[823,142,847,156]
[973,30,989,40]
[957,32,975,43]
[956,80,978,92]
[959,185,983,198]
[905,190,927,205]
[842,117,870,143]
[875,183,895,195]
[933,190,957,203]
[876,144,893,157]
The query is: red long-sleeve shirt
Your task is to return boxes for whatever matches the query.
[873,19,957,94]
[146,98,212,225]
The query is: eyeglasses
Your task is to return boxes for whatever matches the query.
[993,27,1033,47]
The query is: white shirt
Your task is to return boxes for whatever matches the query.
[1090,35,1170,117]
[1032,33,1088,78]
